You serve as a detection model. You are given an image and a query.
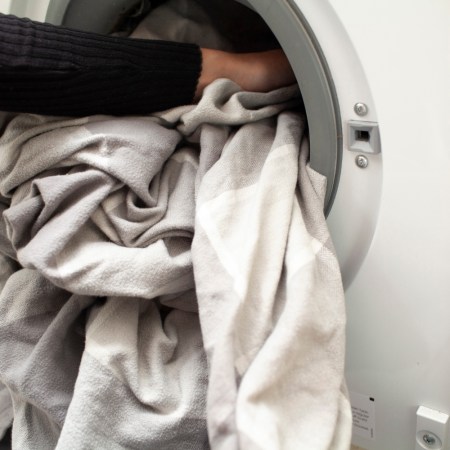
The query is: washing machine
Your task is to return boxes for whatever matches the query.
[1,0,450,449]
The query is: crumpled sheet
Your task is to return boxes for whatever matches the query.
[0,80,351,450]
[0,1,352,449]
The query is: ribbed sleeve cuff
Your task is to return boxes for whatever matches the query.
[0,13,202,115]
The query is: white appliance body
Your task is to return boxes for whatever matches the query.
[1,1,449,449]
[299,2,450,450]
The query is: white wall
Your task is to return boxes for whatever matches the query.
[0,0,51,20]
[0,0,12,14]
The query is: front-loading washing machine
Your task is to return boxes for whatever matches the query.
[1,1,449,449]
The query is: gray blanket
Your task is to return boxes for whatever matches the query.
[0,1,351,449]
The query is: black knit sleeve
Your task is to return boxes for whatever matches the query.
[0,13,202,116]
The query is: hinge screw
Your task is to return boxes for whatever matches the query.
[354,102,369,116]
[355,155,369,169]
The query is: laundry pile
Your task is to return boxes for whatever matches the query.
[0,1,352,448]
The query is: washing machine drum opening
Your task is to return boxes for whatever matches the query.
[46,0,341,213]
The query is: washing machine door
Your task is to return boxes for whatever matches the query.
[42,0,383,293]
[44,0,343,216]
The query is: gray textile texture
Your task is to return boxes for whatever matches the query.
[0,0,351,448]
[0,80,351,449]
[0,380,12,440]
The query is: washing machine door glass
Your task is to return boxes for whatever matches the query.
[46,0,143,35]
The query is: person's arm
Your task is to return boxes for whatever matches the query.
[0,13,201,116]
